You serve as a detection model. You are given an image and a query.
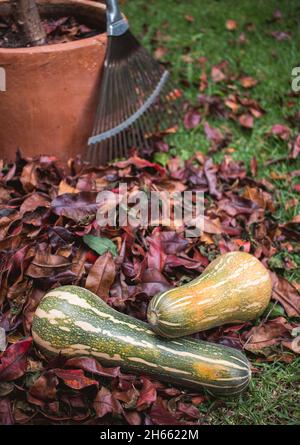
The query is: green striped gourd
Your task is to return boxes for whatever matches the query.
[147,252,272,338]
[32,285,251,397]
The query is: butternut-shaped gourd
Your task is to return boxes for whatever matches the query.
[147,252,272,338]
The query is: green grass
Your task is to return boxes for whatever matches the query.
[202,359,300,425]
[124,0,300,222]
[123,0,300,425]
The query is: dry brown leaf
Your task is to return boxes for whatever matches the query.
[58,180,79,196]
[239,76,258,89]
[86,252,116,301]
[244,317,294,354]
[271,272,300,317]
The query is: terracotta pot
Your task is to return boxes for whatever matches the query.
[0,0,107,162]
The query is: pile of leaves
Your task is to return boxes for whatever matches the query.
[0,150,299,425]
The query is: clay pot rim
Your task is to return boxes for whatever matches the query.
[0,0,107,55]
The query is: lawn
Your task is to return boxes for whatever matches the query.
[124,0,300,425]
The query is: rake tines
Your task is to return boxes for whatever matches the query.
[86,1,184,166]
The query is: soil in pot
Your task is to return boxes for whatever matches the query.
[0,14,104,48]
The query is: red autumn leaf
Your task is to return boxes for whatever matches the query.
[294,184,300,193]
[48,226,73,249]
[150,399,185,425]
[177,401,200,419]
[239,113,254,128]
[141,269,172,297]
[136,377,157,411]
[123,410,142,425]
[0,337,32,381]
[54,369,99,390]
[147,231,167,272]
[160,231,189,254]
[51,192,98,222]
[183,109,202,129]
[291,135,300,159]
[115,156,166,175]
[85,250,98,264]
[0,398,14,425]
[165,253,204,271]
[113,387,139,404]
[204,121,224,146]
[23,288,45,334]
[6,244,31,287]
[211,66,226,83]
[203,216,223,234]
[204,158,222,200]
[29,371,59,402]
[93,386,123,418]
[65,357,121,378]
[219,195,259,216]
[267,124,291,141]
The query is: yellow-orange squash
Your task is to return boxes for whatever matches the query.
[147,252,272,338]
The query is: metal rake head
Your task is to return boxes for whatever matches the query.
[86,1,183,166]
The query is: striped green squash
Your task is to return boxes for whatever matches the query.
[147,252,272,338]
[32,285,251,397]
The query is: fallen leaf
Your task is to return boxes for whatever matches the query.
[0,398,14,424]
[136,377,157,411]
[291,135,300,159]
[239,76,258,89]
[244,317,294,355]
[83,235,118,256]
[183,109,202,129]
[51,192,98,222]
[271,273,300,317]
[54,369,99,390]
[29,371,59,402]
[267,124,291,141]
[150,398,185,425]
[226,19,238,31]
[204,158,222,199]
[93,386,122,418]
[65,357,121,378]
[271,31,291,41]
[0,338,32,381]
[239,113,254,128]
[20,193,50,216]
[86,252,116,300]
[58,180,79,195]
[154,46,168,60]
[211,66,226,83]
[185,15,195,23]
[20,163,38,193]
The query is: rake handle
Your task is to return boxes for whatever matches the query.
[106,0,123,23]
[106,0,129,36]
